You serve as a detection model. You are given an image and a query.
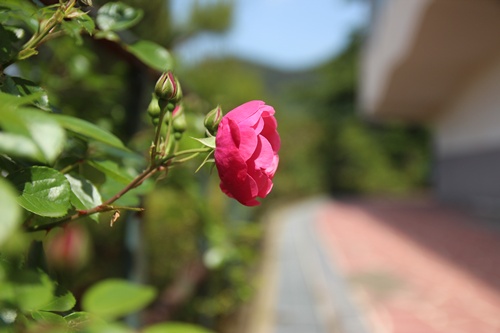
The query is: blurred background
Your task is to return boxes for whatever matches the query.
[22,0,500,332]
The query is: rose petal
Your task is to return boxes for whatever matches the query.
[252,135,274,169]
[237,125,258,161]
[226,100,264,123]
[214,100,279,206]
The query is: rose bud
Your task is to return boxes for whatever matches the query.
[214,100,280,206]
[204,105,223,135]
[147,95,161,119]
[44,224,90,271]
[154,71,182,103]
[173,110,187,134]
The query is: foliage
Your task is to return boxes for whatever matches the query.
[0,1,234,332]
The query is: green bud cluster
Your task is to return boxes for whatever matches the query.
[150,71,185,129]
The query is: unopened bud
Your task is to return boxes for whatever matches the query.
[172,103,184,119]
[173,111,187,134]
[147,95,161,119]
[154,71,182,103]
[204,105,223,135]
[44,225,90,272]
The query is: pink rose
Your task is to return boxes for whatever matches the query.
[214,100,280,206]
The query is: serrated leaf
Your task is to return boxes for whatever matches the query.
[96,2,143,31]
[143,322,217,333]
[0,177,22,247]
[39,288,76,312]
[69,9,95,35]
[8,166,71,218]
[52,114,127,150]
[82,279,156,320]
[65,174,102,222]
[60,11,95,44]
[124,40,172,72]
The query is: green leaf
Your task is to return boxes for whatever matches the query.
[124,40,172,72]
[143,322,217,333]
[31,311,67,326]
[0,75,50,111]
[8,166,71,218]
[0,177,22,247]
[81,279,156,320]
[96,2,143,31]
[53,114,127,150]
[0,132,40,160]
[0,1,38,32]
[0,95,65,163]
[60,11,95,44]
[191,136,216,149]
[86,160,134,184]
[0,23,19,64]
[65,174,102,221]
[72,10,95,35]
[39,289,76,312]
[65,312,106,331]
[94,30,120,42]
[13,271,54,311]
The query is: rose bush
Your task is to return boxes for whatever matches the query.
[214,100,280,206]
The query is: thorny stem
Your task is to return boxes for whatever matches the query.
[25,165,157,232]
[25,147,212,232]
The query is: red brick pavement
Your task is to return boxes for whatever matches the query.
[315,198,500,333]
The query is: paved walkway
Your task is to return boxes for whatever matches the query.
[247,196,500,333]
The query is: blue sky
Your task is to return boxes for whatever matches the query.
[171,0,369,71]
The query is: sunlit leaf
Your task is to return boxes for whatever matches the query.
[96,2,143,31]
[61,11,95,44]
[82,279,156,320]
[124,40,172,72]
[53,114,127,151]
[0,177,22,247]
[0,0,38,32]
[71,10,95,35]
[31,311,67,326]
[0,75,50,111]
[8,166,71,218]
[0,94,65,163]
[191,136,215,149]
[65,311,106,331]
[65,174,102,221]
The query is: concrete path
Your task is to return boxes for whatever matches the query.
[246,196,500,333]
